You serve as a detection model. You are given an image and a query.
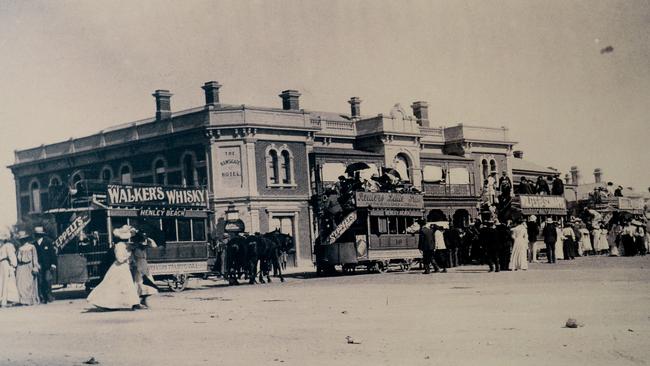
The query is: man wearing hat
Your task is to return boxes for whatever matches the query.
[33,226,57,303]
[542,218,557,263]
[479,220,500,272]
[418,220,439,274]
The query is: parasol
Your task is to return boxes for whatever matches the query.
[345,162,371,175]
[382,167,402,180]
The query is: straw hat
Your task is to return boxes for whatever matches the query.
[528,215,537,222]
[546,218,554,224]
[16,230,30,240]
[113,225,135,240]
[33,226,46,236]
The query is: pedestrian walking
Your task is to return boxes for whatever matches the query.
[542,219,557,263]
[87,225,140,310]
[509,219,528,271]
[0,230,19,307]
[130,230,159,309]
[555,224,564,260]
[15,231,40,306]
[632,220,646,256]
[418,220,437,274]
[33,227,56,304]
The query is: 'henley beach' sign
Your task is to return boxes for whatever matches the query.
[107,184,207,207]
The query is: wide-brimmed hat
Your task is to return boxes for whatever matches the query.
[528,215,537,222]
[33,226,46,236]
[113,225,135,240]
[631,220,644,227]
[16,230,30,240]
[546,218,554,224]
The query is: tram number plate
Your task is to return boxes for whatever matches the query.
[150,262,208,275]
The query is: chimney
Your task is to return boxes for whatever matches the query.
[570,166,580,185]
[202,81,222,106]
[279,90,301,110]
[153,89,173,120]
[594,168,602,183]
[411,101,429,127]
[564,173,571,184]
[513,150,524,159]
[348,97,361,119]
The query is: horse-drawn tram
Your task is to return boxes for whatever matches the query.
[315,191,425,275]
[46,182,211,292]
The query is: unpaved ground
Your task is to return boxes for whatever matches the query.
[1,256,649,366]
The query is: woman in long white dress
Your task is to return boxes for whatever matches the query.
[555,225,564,260]
[509,221,528,270]
[579,227,592,256]
[594,224,609,254]
[0,231,20,307]
[15,232,40,306]
[608,224,621,257]
[87,226,140,310]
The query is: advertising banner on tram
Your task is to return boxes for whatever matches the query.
[106,184,207,207]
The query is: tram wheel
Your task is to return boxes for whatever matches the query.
[168,274,188,292]
[378,261,389,273]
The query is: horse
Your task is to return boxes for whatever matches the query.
[261,230,294,283]
[224,235,250,285]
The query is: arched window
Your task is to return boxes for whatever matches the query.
[182,153,196,187]
[153,158,167,184]
[49,176,62,187]
[490,159,497,174]
[120,164,132,184]
[280,150,292,184]
[100,166,113,183]
[393,154,410,181]
[30,180,41,213]
[71,171,83,187]
[481,160,489,182]
[267,149,279,185]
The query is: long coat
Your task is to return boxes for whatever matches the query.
[419,226,435,252]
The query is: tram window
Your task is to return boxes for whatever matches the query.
[378,217,388,234]
[162,218,177,242]
[177,218,192,241]
[370,217,380,235]
[396,217,406,234]
[192,219,206,241]
[388,217,398,234]
[405,217,414,231]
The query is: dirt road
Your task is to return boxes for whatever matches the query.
[1,256,649,366]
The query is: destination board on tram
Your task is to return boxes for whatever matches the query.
[355,192,424,209]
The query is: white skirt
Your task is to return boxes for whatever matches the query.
[87,261,140,309]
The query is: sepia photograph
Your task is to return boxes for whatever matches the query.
[0,1,649,365]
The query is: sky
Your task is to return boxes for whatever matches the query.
[0,0,648,228]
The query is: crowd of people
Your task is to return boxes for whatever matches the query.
[416,212,649,274]
[0,224,158,310]
[482,171,565,206]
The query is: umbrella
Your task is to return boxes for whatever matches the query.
[382,167,401,180]
[345,162,371,175]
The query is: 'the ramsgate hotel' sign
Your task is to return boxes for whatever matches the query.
[107,184,207,207]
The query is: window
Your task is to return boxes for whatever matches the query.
[49,176,62,187]
[321,163,346,183]
[266,145,295,187]
[162,218,177,242]
[192,219,206,241]
[270,216,294,236]
[267,149,279,184]
[280,150,291,184]
[423,165,445,183]
[177,219,192,241]
[71,171,83,187]
[30,180,41,213]
[100,167,113,183]
[490,159,497,174]
[153,159,167,184]
[448,167,470,184]
[393,154,410,181]
[481,160,489,182]
[119,164,132,184]
[182,154,196,187]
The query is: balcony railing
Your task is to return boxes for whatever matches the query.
[422,183,476,197]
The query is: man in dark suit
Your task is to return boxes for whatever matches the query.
[34,226,57,303]
[418,220,439,274]
[551,176,565,196]
[542,219,557,263]
[479,221,500,272]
